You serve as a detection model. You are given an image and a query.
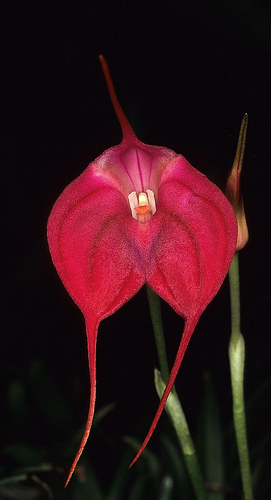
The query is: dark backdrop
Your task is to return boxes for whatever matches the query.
[2,0,271,495]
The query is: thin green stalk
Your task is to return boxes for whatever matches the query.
[146,285,207,500]
[228,253,253,500]
[155,370,206,500]
[146,285,170,383]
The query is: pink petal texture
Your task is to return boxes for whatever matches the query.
[96,139,176,197]
[47,56,237,485]
[47,163,147,486]
[148,154,237,318]
[129,154,237,465]
[47,164,145,317]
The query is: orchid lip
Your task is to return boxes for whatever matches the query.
[128,189,156,222]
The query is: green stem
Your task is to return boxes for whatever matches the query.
[146,285,170,383]
[155,369,207,500]
[228,253,253,500]
[146,285,207,500]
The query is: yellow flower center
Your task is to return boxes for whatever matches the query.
[128,190,156,223]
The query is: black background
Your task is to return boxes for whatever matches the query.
[2,0,271,495]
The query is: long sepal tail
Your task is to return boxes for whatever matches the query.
[129,316,198,468]
[64,324,98,487]
[99,54,136,140]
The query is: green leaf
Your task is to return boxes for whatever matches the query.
[198,373,225,500]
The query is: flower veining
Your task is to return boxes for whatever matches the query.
[47,55,237,486]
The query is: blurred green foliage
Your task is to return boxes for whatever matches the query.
[1,354,270,499]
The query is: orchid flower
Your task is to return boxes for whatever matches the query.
[47,55,237,486]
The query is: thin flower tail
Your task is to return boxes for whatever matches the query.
[129,315,199,468]
[65,320,98,487]
[99,54,136,139]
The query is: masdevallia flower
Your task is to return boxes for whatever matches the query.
[47,56,237,485]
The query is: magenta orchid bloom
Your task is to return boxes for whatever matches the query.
[47,55,237,485]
